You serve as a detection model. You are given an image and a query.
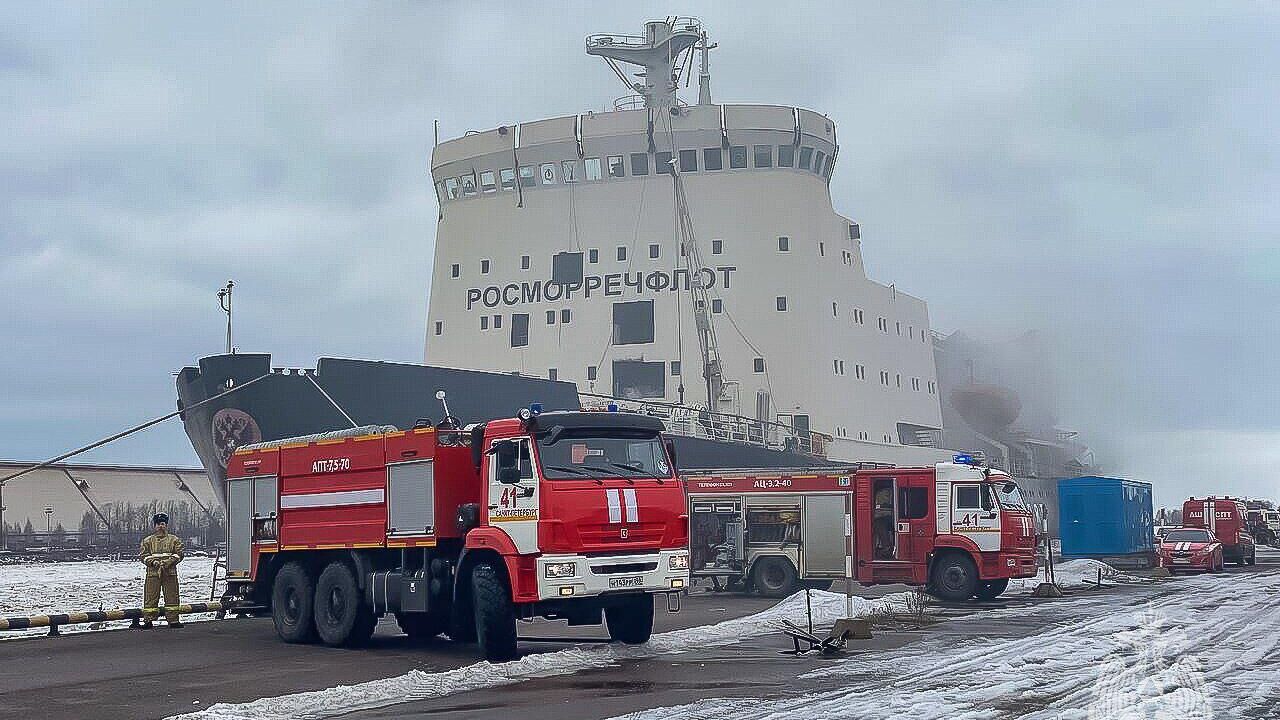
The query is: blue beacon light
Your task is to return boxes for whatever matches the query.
[529,402,543,416]
[607,403,619,412]
[953,453,975,465]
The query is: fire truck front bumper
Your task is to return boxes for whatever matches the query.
[536,550,690,601]
[994,552,1039,579]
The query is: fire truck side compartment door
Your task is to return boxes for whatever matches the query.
[800,494,848,578]
[227,478,253,576]
[388,460,435,535]
[252,475,277,518]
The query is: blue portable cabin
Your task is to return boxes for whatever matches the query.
[1057,476,1155,568]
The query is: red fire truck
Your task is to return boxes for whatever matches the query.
[685,459,1038,602]
[1183,496,1256,565]
[222,407,690,661]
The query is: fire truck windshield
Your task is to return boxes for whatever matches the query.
[993,481,1027,510]
[537,431,672,480]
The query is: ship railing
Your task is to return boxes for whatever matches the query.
[613,95,647,111]
[579,393,831,459]
[586,33,651,50]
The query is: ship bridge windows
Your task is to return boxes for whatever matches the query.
[585,158,602,181]
[612,300,655,345]
[480,170,496,193]
[630,153,649,176]
[612,360,664,400]
[461,172,477,196]
[778,144,795,168]
[444,177,460,199]
[798,146,813,170]
[511,314,529,347]
[679,149,698,172]
[561,160,580,183]
[812,151,825,176]
[500,168,516,191]
[753,145,773,168]
[608,155,625,178]
[539,163,557,184]
[519,166,535,187]
[655,151,673,175]
[703,147,723,171]
[729,145,748,169]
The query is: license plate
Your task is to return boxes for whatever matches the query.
[1172,559,1189,564]
[608,575,644,589]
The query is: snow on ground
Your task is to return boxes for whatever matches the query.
[611,570,1280,720]
[165,589,918,720]
[1008,558,1154,594]
[0,556,219,639]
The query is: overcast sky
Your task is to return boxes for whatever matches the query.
[2,2,1277,506]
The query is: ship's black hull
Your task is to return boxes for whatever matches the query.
[177,353,830,503]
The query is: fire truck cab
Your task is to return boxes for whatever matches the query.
[1183,496,1257,565]
[685,459,1038,602]
[223,407,689,661]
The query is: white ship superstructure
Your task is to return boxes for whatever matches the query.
[425,18,950,466]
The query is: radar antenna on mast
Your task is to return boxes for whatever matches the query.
[586,17,712,110]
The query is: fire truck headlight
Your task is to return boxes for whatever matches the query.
[544,562,577,579]
[669,553,689,571]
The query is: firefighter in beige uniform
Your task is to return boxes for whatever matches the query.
[140,513,185,628]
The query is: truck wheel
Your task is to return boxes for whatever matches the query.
[751,557,799,598]
[605,594,655,644]
[271,561,317,643]
[471,563,518,662]
[396,612,448,644]
[930,554,978,603]
[314,561,375,647]
[974,578,1008,600]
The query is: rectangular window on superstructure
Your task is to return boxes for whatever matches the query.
[612,360,664,399]
[712,298,723,313]
[480,259,490,274]
[587,365,597,381]
[630,153,649,176]
[585,157,602,181]
[444,177,459,199]
[520,255,530,270]
[546,310,556,325]
[561,160,580,183]
[461,172,477,196]
[519,166,535,187]
[561,308,571,324]
[777,144,795,167]
[798,146,813,170]
[588,248,599,263]
[856,364,865,380]
[499,168,516,190]
[548,368,558,381]
[832,302,838,317]
[818,241,825,256]
[753,357,765,373]
[480,170,496,193]
[776,296,788,311]
[539,163,557,184]
[617,246,627,261]
[729,145,747,169]
[812,151,825,175]
[434,321,443,336]
[778,236,789,252]
[612,300,655,345]
[712,239,723,254]
[670,360,681,376]
[703,147,723,171]
[510,314,529,347]
[649,243,659,259]
[480,316,489,331]
[655,151,673,175]
[451,263,460,278]
[493,314,502,329]
[753,144,772,168]
[679,149,698,172]
[608,155,625,178]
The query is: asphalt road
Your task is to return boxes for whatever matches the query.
[1,552,1276,720]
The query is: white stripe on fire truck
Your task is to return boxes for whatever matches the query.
[623,488,639,523]
[279,488,385,509]
[606,489,622,523]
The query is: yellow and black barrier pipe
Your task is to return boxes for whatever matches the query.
[0,601,228,636]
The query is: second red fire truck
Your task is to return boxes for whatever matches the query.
[685,458,1039,601]
[1183,496,1256,565]
[223,406,690,661]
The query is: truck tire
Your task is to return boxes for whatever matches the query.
[314,561,375,647]
[974,578,1009,600]
[396,612,448,644]
[605,594,655,644]
[272,561,317,644]
[751,556,799,598]
[930,554,978,603]
[471,563,518,662]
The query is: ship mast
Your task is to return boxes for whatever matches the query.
[586,18,710,109]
